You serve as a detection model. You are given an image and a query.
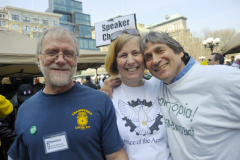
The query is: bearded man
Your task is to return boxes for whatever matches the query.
[8,26,128,160]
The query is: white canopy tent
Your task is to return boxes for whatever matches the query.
[222,33,240,56]
[0,30,106,77]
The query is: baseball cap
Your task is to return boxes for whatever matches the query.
[17,84,34,101]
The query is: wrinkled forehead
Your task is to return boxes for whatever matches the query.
[41,31,77,54]
[144,42,167,52]
[44,31,73,41]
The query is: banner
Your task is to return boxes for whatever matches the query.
[94,14,137,47]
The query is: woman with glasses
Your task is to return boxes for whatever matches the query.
[105,28,172,160]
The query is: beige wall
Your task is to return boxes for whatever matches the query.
[6,6,61,38]
[8,21,51,38]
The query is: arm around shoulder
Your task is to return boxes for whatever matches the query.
[100,77,122,99]
[105,147,128,160]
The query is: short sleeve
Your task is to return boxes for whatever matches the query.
[8,136,30,160]
[101,98,124,155]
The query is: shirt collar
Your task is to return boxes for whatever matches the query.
[171,56,196,83]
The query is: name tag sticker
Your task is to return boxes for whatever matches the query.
[43,131,69,154]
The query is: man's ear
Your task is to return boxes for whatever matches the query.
[180,52,184,58]
[216,60,220,64]
[37,55,41,68]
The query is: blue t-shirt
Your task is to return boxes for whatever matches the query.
[8,83,124,160]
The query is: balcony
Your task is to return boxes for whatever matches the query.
[32,21,41,24]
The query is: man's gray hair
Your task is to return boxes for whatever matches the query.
[140,31,184,54]
[36,26,80,57]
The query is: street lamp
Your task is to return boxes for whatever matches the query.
[203,37,220,53]
[199,56,206,62]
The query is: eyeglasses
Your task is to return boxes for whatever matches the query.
[41,51,76,62]
[110,29,140,41]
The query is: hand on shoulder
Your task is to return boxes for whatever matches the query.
[100,77,122,99]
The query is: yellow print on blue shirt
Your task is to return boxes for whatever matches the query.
[72,109,92,130]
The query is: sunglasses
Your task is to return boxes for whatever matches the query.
[110,29,140,41]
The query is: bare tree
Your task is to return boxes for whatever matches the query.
[200,28,237,53]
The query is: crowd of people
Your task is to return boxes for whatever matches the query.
[0,25,239,160]
[0,78,45,160]
[207,53,240,68]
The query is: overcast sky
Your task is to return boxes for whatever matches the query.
[1,0,239,37]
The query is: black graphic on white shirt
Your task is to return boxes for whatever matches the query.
[118,98,163,136]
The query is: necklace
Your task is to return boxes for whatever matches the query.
[122,80,147,125]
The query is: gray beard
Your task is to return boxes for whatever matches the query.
[39,60,77,87]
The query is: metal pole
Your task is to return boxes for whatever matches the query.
[211,46,213,53]
[95,68,98,84]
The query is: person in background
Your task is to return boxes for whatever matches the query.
[1,78,13,96]
[231,57,240,68]
[0,84,34,160]
[1,78,11,86]
[4,79,23,101]
[0,95,13,121]
[100,75,109,88]
[8,26,128,160]
[0,95,13,160]
[225,61,231,66]
[104,28,172,160]
[82,79,86,85]
[9,84,33,107]
[83,76,99,90]
[230,56,236,65]
[207,53,224,65]
[33,83,45,93]
[236,58,240,65]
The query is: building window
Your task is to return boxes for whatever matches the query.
[42,20,48,25]
[23,17,30,22]
[75,13,90,26]
[53,21,57,25]
[2,21,5,26]
[33,34,39,38]
[3,14,5,18]
[33,27,39,31]
[42,28,47,31]
[78,25,92,38]
[23,26,30,31]
[0,21,1,26]
[16,24,19,29]
[60,24,74,32]
[0,14,2,18]
[60,14,72,24]
[12,24,15,29]
[12,15,19,21]
[26,34,30,37]
[33,18,39,23]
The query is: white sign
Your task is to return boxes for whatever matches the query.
[94,14,137,47]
